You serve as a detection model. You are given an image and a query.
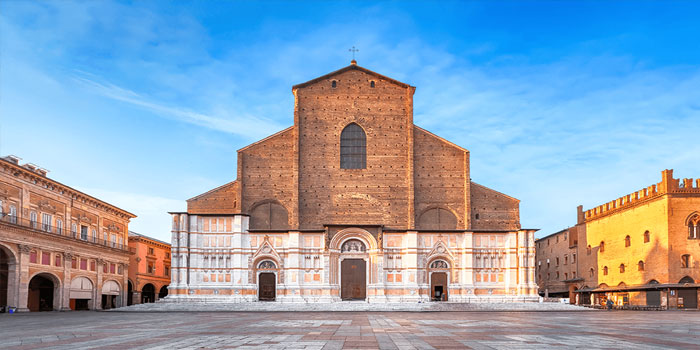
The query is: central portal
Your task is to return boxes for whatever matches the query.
[341,259,366,300]
[258,273,276,301]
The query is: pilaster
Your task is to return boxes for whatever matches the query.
[16,244,31,312]
[61,252,72,311]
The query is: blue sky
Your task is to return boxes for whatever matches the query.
[1,1,699,241]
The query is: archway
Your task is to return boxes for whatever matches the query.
[28,273,59,311]
[257,260,277,301]
[0,244,17,311]
[141,283,155,304]
[69,276,93,310]
[340,239,367,300]
[428,259,449,301]
[127,280,133,306]
[101,280,121,309]
[0,247,10,309]
[158,285,169,299]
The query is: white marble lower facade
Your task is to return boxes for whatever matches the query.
[167,213,538,302]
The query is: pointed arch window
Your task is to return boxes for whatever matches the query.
[638,260,645,271]
[624,235,631,247]
[340,123,366,169]
[688,214,700,239]
[603,266,608,275]
[644,230,650,243]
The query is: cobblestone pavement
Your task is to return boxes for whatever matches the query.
[1,311,699,349]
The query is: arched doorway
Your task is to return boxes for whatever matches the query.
[0,244,17,311]
[257,260,277,301]
[0,247,10,309]
[158,285,168,299]
[127,281,133,306]
[101,281,121,309]
[141,283,155,303]
[678,276,697,309]
[28,274,58,311]
[340,239,367,300]
[69,277,93,310]
[428,259,449,301]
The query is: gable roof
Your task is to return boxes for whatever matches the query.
[470,181,520,202]
[292,62,415,90]
[187,180,237,202]
[414,125,469,153]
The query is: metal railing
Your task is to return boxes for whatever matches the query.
[0,214,127,251]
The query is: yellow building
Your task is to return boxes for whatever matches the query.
[570,169,700,309]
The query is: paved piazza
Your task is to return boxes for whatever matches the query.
[1,311,699,349]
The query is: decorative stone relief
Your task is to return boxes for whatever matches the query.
[341,239,366,252]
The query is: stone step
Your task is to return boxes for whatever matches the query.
[113,301,591,312]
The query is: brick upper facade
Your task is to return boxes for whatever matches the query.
[187,62,520,233]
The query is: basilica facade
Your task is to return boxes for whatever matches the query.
[168,62,538,303]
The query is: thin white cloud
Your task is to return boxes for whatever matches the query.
[78,187,183,242]
[72,74,285,140]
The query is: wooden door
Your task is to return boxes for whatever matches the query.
[341,259,366,300]
[259,273,276,301]
[431,272,447,301]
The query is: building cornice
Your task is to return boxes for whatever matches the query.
[0,158,136,220]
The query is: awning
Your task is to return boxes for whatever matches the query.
[69,277,94,299]
[575,283,700,293]
[102,281,121,295]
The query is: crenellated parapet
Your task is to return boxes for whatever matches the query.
[579,169,700,222]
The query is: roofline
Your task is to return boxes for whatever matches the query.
[413,125,469,153]
[236,126,294,153]
[0,157,136,218]
[187,180,238,202]
[292,63,415,90]
[128,230,171,247]
[470,181,520,202]
[535,228,572,242]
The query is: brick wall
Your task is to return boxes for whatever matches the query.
[187,181,239,214]
[413,127,469,230]
[470,182,520,230]
[295,68,414,230]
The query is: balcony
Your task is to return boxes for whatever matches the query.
[0,214,128,251]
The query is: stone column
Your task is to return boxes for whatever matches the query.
[16,244,31,312]
[96,259,104,309]
[170,214,180,288]
[6,248,19,309]
[133,277,142,304]
[120,263,128,308]
[61,252,73,311]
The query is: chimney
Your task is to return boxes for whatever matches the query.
[3,155,21,164]
[576,205,584,224]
